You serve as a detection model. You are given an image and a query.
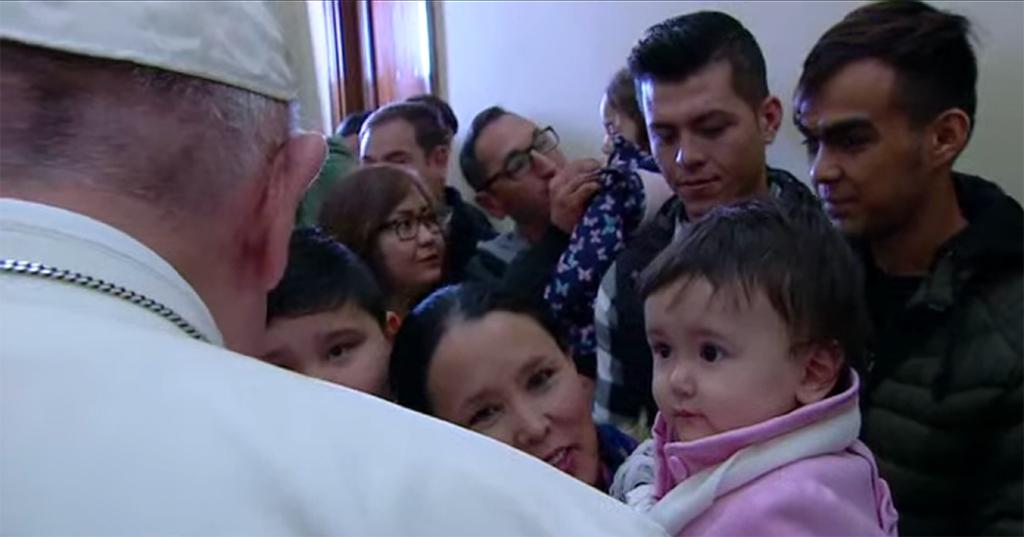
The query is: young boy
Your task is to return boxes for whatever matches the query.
[613,200,897,535]
[261,227,398,398]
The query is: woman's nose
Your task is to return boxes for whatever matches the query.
[511,402,550,449]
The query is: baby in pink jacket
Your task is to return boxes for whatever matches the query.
[613,200,898,535]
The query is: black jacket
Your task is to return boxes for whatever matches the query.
[444,187,496,282]
[860,173,1023,536]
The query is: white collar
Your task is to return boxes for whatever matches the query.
[0,199,224,346]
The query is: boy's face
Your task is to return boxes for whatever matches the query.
[261,303,392,398]
[644,277,805,442]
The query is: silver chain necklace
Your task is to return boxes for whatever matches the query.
[0,258,210,342]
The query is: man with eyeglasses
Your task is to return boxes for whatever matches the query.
[459,107,604,284]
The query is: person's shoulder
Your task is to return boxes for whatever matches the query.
[5,305,665,535]
[478,230,529,261]
[950,173,1023,273]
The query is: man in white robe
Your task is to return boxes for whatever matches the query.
[0,2,667,535]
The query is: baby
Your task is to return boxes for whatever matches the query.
[613,200,898,535]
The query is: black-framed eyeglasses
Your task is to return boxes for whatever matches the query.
[480,126,560,191]
[380,209,452,241]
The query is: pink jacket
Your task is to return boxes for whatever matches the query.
[646,372,899,536]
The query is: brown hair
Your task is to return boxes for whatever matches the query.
[318,164,439,292]
[605,67,650,152]
[796,1,977,131]
[361,101,452,157]
[638,199,869,376]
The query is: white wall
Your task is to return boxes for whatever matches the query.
[276,0,332,134]
[438,0,1024,203]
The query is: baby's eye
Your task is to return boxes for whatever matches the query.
[652,343,672,360]
[698,343,725,363]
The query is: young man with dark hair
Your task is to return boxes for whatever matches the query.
[261,227,397,398]
[794,2,1023,534]
[592,11,819,427]
[360,100,496,281]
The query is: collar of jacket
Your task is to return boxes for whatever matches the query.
[647,372,862,535]
[652,370,861,497]
[0,199,224,345]
[669,166,814,229]
[859,173,1023,314]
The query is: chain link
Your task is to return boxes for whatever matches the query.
[1,259,210,342]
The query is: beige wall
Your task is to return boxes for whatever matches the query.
[437,0,1023,203]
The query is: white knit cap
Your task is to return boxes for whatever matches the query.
[0,0,296,100]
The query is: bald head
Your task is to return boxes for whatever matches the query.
[0,40,292,214]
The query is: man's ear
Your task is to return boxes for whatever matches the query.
[250,132,327,292]
[795,341,843,405]
[474,190,508,220]
[385,310,402,340]
[927,109,971,170]
[758,95,783,145]
[428,144,452,171]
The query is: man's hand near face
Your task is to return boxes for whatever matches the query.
[550,158,603,234]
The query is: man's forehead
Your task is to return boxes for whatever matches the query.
[639,61,748,123]
[476,114,536,170]
[795,110,875,135]
[795,59,898,129]
[361,118,418,156]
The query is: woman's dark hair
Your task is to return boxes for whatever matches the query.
[389,283,567,414]
[318,164,438,295]
[638,199,869,377]
[267,227,386,327]
[605,67,650,152]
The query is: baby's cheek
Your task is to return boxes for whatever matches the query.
[650,373,673,413]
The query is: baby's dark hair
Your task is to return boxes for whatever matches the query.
[638,199,868,373]
[267,227,387,328]
[389,283,567,414]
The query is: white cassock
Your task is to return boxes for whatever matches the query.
[0,199,666,536]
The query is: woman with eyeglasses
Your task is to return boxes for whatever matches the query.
[320,164,449,318]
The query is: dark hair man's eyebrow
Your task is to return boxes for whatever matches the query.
[796,115,874,138]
